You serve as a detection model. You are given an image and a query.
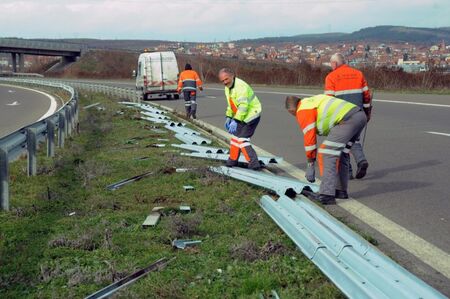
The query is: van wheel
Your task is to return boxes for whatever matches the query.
[143,93,148,101]
[166,94,173,100]
[174,94,180,100]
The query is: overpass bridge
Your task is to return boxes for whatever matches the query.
[0,38,83,72]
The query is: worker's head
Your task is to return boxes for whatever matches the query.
[218,68,235,88]
[330,53,345,70]
[185,63,192,70]
[285,96,300,116]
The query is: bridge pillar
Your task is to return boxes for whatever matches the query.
[18,53,24,72]
[11,53,17,73]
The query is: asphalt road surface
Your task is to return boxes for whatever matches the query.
[0,84,60,138]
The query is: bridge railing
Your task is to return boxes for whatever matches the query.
[0,38,83,52]
[0,78,79,211]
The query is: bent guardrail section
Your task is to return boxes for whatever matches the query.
[0,78,78,211]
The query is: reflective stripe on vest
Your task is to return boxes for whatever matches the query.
[298,95,355,136]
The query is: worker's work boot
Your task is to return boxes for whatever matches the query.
[355,160,369,179]
[335,190,349,199]
[247,160,261,171]
[225,158,238,168]
[191,112,197,119]
[318,194,336,205]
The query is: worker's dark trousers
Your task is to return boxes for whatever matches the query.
[183,91,197,118]
[317,109,367,196]
[229,117,260,167]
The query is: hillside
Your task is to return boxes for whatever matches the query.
[27,26,450,50]
[236,26,450,45]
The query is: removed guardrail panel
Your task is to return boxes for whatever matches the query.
[210,166,319,195]
[293,197,447,298]
[175,134,212,145]
[171,144,228,154]
[183,152,281,165]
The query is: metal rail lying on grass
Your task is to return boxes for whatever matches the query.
[260,195,446,299]
[183,152,282,165]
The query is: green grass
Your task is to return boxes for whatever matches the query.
[0,92,343,298]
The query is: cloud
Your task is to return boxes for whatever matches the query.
[0,0,449,41]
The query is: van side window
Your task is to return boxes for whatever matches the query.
[138,62,142,76]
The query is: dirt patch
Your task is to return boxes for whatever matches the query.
[230,240,288,262]
[230,240,260,262]
[167,214,202,239]
[48,231,101,251]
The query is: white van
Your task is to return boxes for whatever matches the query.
[135,51,179,100]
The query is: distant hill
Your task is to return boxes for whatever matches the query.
[236,26,450,45]
[11,25,450,51]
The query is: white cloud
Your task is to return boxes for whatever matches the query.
[0,0,448,41]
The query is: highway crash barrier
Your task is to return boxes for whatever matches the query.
[210,166,447,299]
[0,78,79,211]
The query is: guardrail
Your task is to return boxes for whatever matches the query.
[0,78,79,211]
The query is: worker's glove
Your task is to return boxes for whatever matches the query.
[224,117,232,130]
[199,86,203,91]
[228,119,238,135]
[305,161,316,183]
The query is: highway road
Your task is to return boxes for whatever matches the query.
[0,84,61,138]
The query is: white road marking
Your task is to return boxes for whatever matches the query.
[207,87,450,108]
[426,131,450,137]
[205,96,217,99]
[1,84,59,120]
[6,101,20,106]
[374,99,450,108]
[8,90,15,93]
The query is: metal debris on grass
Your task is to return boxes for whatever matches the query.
[83,102,101,110]
[172,239,202,250]
[84,257,174,299]
[106,171,154,191]
[179,205,191,213]
[142,212,161,228]
[183,185,195,191]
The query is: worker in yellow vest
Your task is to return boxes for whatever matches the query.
[285,94,367,204]
[219,68,262,170]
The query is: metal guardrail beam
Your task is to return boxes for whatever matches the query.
[171,144,229,154]
[183,152,282,165]
[260,195,446,299]
[210,166,319,195]
[0,78,79,211]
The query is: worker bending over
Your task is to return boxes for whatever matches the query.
[286,94,367,205]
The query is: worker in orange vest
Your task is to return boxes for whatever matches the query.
[324,53,372,179]
[177,63,203,119]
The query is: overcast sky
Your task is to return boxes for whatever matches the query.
[1,0,449,42]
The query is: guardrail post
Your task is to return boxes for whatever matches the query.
[26,128,37,176]
[0,148,9,211]
[46,119,55,157]
[58,111,66,148]
[66,106,72,136]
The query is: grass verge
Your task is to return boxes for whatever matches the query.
[0,91,343,298]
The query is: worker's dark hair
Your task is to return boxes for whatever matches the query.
[285,96,300,110]
[185,63,192,70]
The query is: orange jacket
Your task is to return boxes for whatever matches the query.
[296,100,318,161]
[177,70,202,93]
[324,64,371,116]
